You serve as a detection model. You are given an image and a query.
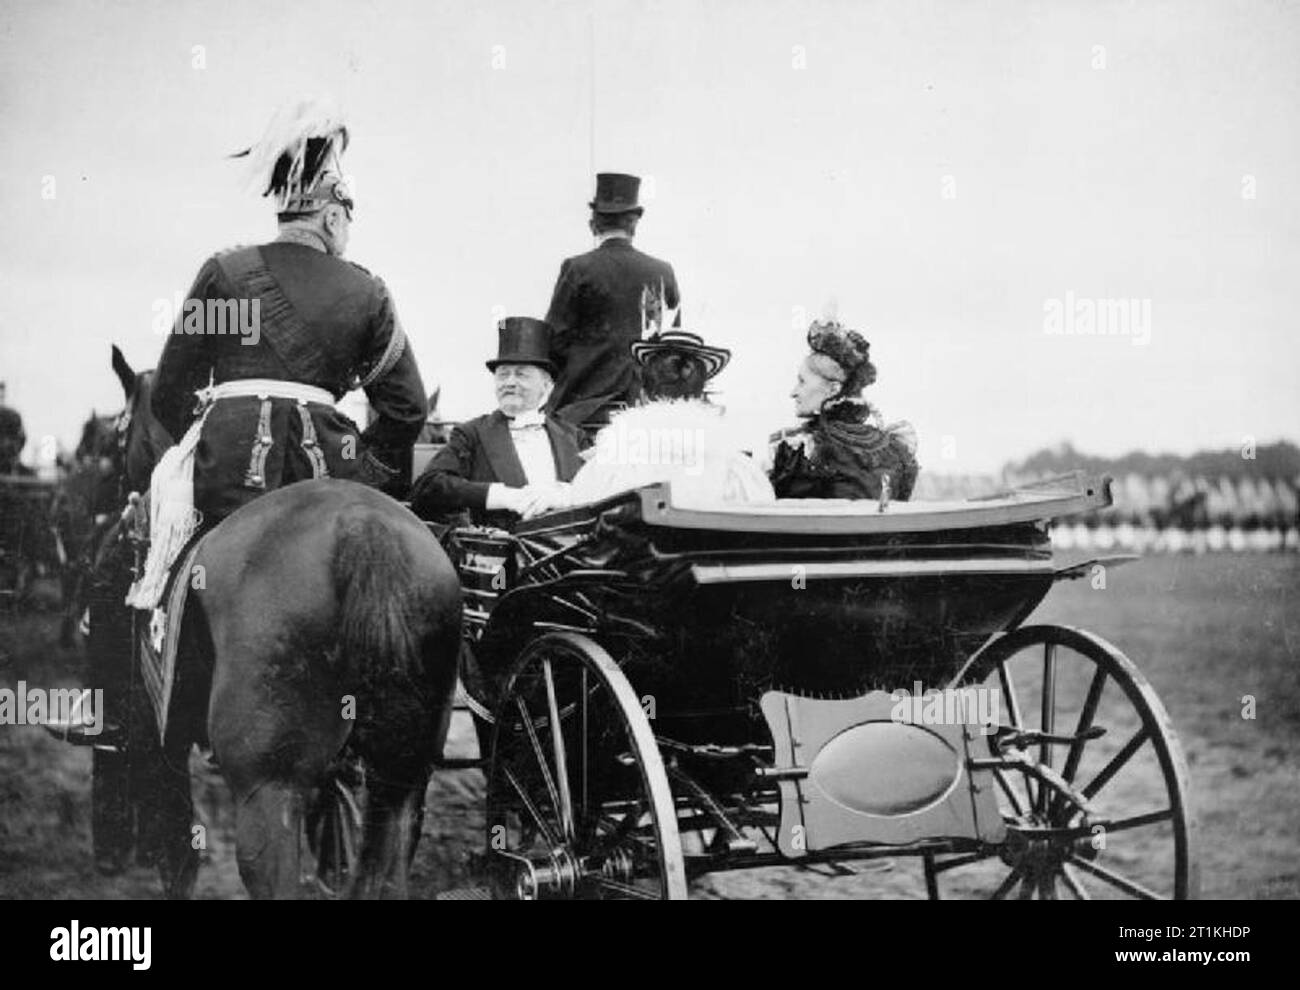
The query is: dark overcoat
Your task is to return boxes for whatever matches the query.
[544,238,680,429]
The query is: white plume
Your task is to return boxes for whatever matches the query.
[237,97,349,207]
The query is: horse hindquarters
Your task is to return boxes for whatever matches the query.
[201,483,460,899]
[330,509,461,898]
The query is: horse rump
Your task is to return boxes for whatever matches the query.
[328,506,461,897]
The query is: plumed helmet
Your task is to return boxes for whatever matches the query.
[232,98,352,217]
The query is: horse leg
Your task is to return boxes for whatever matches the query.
[231,780,306,900]
[348,772,431,900]
[134,732,199,899]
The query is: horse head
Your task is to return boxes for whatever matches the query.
[111,345,173,496]
[74,411,121,471]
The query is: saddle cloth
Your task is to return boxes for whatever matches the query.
[137,536,206,743]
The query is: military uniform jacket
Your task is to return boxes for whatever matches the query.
[408,410,585,530]
[544,238,680,429]
[151,241,428,523]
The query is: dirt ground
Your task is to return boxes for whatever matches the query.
[1,552,1296,900]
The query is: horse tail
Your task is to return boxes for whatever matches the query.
[331,511,421,678]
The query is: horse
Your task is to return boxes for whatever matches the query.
[106,345,462,899]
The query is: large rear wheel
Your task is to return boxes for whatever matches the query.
[484,632,686,900]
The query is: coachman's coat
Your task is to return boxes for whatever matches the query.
[152,241,428,523]
[544,239,681,429]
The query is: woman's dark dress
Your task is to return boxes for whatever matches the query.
[769,399,918,500]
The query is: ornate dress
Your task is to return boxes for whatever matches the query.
[769,399,919,501]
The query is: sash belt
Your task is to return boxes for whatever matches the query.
[125,379,335,609]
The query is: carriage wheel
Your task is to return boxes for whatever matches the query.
[929,624,1197,900]
[484,632,686,900]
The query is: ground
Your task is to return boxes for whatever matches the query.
[1,553,1296,899]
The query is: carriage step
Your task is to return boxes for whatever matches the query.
[435,886,491,901]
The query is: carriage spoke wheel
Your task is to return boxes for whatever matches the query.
[927,624,1198,900]
[484,632,686,900]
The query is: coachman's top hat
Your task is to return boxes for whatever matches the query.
[486,317,557,376]
[589,173,644,215]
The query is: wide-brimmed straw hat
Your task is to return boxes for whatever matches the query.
[630,330,731,379]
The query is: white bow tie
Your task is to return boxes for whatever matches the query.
[508,410,546,431]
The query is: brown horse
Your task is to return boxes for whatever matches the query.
[108,345,461,898]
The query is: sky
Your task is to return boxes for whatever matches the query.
[1,0,1297,474]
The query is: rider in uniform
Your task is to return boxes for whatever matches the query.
[148,102,427,549]
[106,103,429,888]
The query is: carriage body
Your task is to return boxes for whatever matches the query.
[446,473,1198,900]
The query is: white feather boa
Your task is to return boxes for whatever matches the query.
[568,400,775,507]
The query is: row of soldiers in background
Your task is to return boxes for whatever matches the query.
[915,469,1300,553]
[1054,472,1300,554]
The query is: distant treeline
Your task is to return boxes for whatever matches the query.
[1005,440,1300,482]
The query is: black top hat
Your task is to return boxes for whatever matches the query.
[630,330,731,380]
[589,173,644,214]
[486,317,557,375]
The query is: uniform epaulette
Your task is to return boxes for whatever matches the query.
[214,244,252,259]
[347,260,375,278]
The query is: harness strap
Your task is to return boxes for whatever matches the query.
[215,247,334,389]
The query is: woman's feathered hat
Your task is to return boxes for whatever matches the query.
[231,98,353,217]
[806,319,877,396]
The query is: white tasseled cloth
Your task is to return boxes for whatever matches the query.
[124,415,207,610]
[124,378,335,610]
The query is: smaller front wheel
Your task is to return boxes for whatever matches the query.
[484,633,686,900]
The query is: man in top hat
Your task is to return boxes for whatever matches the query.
[631,329,731,403]
[410,318,585,529]
[544,172,682,433]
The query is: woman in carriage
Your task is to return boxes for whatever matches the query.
[769,319,918,501]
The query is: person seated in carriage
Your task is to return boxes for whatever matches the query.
[768,319,918,501]
[630,328,731,403]
[409,317,586,528]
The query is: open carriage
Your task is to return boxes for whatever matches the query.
[442,472,1197,900]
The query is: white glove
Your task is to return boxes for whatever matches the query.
[486,482,573,519]
[517,482,574,520]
